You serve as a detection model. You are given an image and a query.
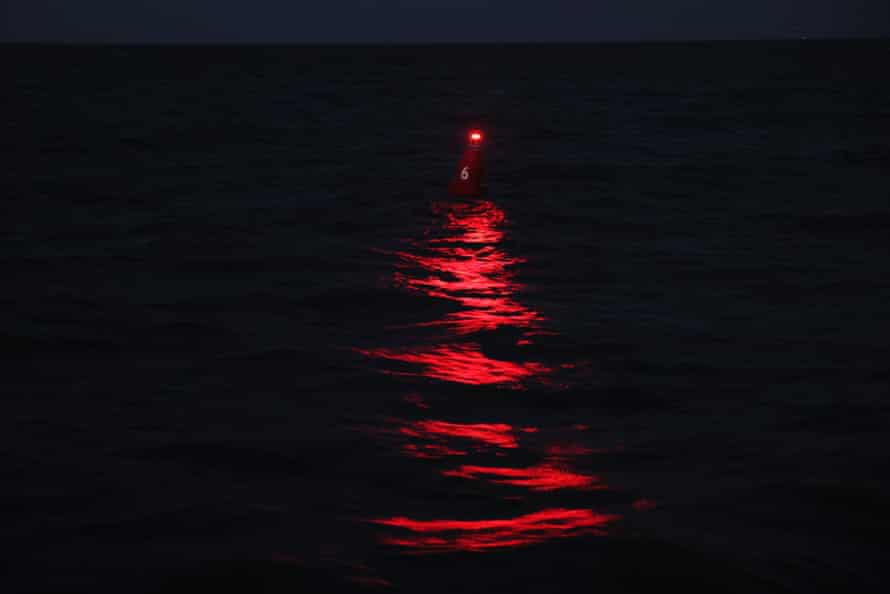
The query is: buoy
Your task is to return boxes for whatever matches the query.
[448,129,484,197]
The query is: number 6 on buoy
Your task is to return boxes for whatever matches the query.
[449,129,484,197]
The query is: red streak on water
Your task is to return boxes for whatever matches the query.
[392,246,543,334]
[372,508,618,553]
[437,300,543,335]
[546,444,595,457]
[400,420,519,449]
[388,200,546,336]
[442,463,604,492]
[359,344,550,386]
[432,200,506,244]
[402,443,468,459]
[360,200,553,386]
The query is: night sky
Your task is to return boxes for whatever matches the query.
[2,0,889,43]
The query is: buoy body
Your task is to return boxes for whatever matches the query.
[449,130,484,197]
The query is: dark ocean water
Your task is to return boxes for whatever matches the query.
[3,41,889,593]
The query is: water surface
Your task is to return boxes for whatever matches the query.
[3,40,889,593]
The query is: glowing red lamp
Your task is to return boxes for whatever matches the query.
[449,128,485,197]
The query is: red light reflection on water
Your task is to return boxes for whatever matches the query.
[358,200,630,555]
[394,246,522,289]
[391,201,546,336]
[433,200,506,244]
[360,200,551,385]
[401,420,519,449]
[372,508,618,553]
[359,344,549,386]
[402,443,468,459]
[440,299,544,335]
[546,444,595,458]
[442,463,604,492]
[391,246,543,334]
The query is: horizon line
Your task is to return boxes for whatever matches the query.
[1,34,888,47]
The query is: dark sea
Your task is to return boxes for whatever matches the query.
[3,41,889,593]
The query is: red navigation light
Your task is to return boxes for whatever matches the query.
[469,130,483,146]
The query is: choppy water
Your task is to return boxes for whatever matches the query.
[3,41,889,592]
